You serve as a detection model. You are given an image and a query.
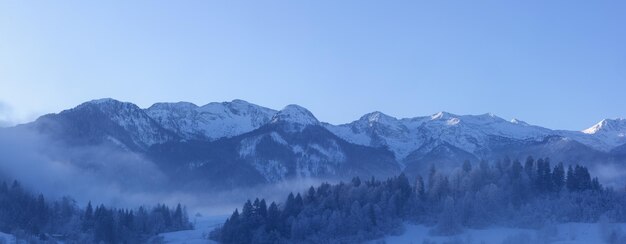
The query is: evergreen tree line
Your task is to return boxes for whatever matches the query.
[0,180,192,243]
[211,156,626,243]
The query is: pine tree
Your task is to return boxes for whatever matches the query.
[566,165,576,191]
[535,158,552,192]
[462,160,472,173]
[258,199,268,219]
[428,165,437,190]
[480,160,489,172]
[294,194,304,216]
[415,175,426,200]
[351,177,361,187]
[173,203,184,229]
[575,165,592,191]
[266,202,280,232]
[591,177,602,191]
[33,194,47,234]
[511,160,523,179]
[503,156,512,169]
[552,162,565,192]
[306,186,316,203]
[242,200,254,220]
[524,156,535,178]
[282,193,296,219]
[0,182,7,194]
[435,197,462,235]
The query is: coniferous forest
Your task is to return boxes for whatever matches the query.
[0,180,192,243]
[210,157,626,243]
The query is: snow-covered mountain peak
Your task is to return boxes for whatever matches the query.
[26,98,626,165]
[61,98,176,148]
[148,102,198,111]
[145,99,276,140]
[361,111,397,125]
[476,113,503,120]
[82,98,131,109]
[224,99,255,110]
[430,111,456,120]
[196,99,273,115]
[230,99,252,105]
[79,98,142,114]
[86,98,119,105]
[429,112,463,127]
[271,104,319,126]
[583,118,626,135]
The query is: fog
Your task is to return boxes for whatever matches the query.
[591,163,626,189]
[0,128,165,204]
[0,101,14,127]
[0,127,328,215]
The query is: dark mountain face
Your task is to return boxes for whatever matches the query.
[491,136,608,165]
[147,123,400,190]
[403,142,480,179]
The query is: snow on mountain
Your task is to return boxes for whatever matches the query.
[15,98,626,188]
[76,98,175,147]
[583,118,626,135]
[22,98,626,166]
[146,99,276,140]
[270,104,319,132]
[424,112,552,140]
[324,111,424,161]
[326,111,554,161]
[237,130,346,182]
[558,118,626,151]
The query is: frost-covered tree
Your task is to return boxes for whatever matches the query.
[211,157,624,244]
[0,180,192,243]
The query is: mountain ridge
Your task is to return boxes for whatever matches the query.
[28,98,626,156]
[8,98,626,188]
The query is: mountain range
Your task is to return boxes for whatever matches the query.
[9,98,626,189]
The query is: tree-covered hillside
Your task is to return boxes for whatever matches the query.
[211,157,626,243]
[0,181,192,243]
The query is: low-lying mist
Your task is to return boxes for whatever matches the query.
[0,128,165,205]
[0,101,14,127]
[0,127,328,215]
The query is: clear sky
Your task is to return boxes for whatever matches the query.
[0,1,624,130]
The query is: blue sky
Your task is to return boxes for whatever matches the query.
[0,1,624,130]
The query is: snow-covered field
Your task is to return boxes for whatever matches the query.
[370,222,626,244]
[159,217,626,244]
[158,214,228,244]
[0,232,15,243]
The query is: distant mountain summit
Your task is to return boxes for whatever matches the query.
[146,99,276,140]
[270,105,319,131]
[326,111,555,162]
[28,98,176,150]
[10,98,626,188]
[583,118,626,135]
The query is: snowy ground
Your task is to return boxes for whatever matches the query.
[370,222,626,244]
[160,217,626,244]
[0,232,16,243]
[158,214,228,244]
